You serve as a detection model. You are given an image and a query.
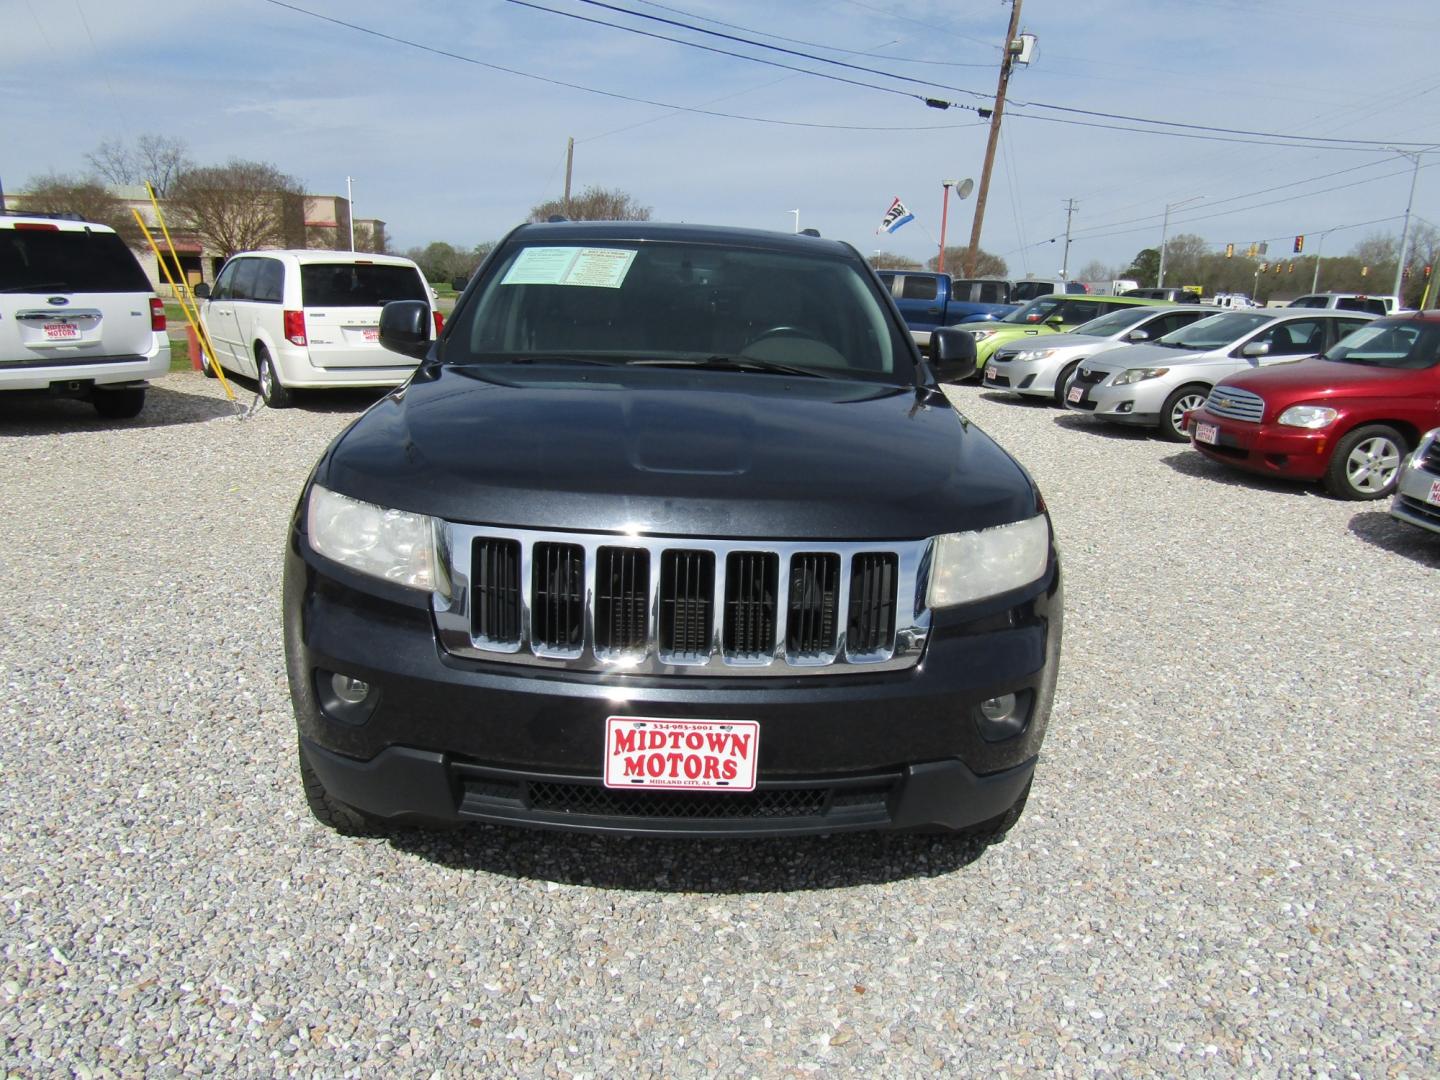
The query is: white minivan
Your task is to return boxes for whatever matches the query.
[194,250,438,407]
[0,212,168,418]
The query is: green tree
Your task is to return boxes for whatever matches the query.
[403,241,495,285]
[167,160,306,259]
[1123,248,1160,286]
[16,173,142,247]
[529,186,651,223]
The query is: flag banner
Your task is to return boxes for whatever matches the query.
[877,197,915,235]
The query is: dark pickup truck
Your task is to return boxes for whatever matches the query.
[287,222,1061,841]
[876,271,1018,348]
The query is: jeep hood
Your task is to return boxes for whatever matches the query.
[318,364,1038,539]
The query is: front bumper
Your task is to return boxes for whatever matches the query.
[1190,409,1332,481]
[1063,373,1165,426]
[284,536,1062,836]
[985,354,1070,397]
[1389,458,1440,535]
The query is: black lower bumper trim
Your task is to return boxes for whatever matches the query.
[299,737,1037,838]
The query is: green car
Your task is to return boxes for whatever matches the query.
[963,294,1168,372]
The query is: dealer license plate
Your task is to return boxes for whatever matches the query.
[1067,384,1084,404]
[984,366,999,381]
[603,716,759,792]
[1428,479,1440,507]
[1195,422,1219,445]
[44,322,79,340]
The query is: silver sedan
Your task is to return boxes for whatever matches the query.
[1389,427,1440,535]
[984,305,1214,403]
[1062,309,1376,441]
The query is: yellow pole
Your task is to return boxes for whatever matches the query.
[131,209,236,401]
[142,181,224,371]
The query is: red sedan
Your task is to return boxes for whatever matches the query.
[1189,313,1440,499]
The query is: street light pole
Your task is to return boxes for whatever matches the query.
[1389,148,1423,302]
[787,209,800,234]
[1157,195,1204,288]
[345,175,356,251]
[1311,230,1326,293]
[938,182,953,273]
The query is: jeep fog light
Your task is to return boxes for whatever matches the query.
[307,483,440,591]
[332,673,371,704]
[929,516,1049,608]
[976,692,1027,742]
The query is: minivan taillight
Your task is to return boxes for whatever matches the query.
[150,297,166,331]
[284,310,307,346]
[433,310,445,336]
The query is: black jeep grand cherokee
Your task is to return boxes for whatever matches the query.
[284,222,1061,840]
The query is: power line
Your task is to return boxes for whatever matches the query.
[260,0,981,131]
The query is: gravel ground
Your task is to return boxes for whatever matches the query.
[1,372,1436,1077]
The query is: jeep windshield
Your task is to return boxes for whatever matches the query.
[1154,311,1271,350]
[443,240,914,384]
[1322,321,1440,370]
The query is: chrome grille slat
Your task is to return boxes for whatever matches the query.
[433,526,932,676]
[1203,385,1265,423]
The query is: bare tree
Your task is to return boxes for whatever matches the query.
[868,251,921,270]
[928,247,1007,277]
[16,173,142,246]
[84,135,192,196]
[528,186,651,223]
[1074,259,1115,283]
[167,160,305,259]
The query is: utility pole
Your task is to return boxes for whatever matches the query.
[1311,230,1326,292]
[1157,195,1204,288]
[1389,148,1422,302]
[1060,198,1078,279]
[963,0,1024,277]
[563,137,575,217]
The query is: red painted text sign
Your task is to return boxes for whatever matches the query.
[603,717,759,792]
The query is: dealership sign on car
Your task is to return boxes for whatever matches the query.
[604,716,759,791]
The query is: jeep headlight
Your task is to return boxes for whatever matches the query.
[1278,405,1338,429]
[929,516,1050,608]
[1113,367,1169,385]
[1012,348,1055,362]
[307,483,441,591]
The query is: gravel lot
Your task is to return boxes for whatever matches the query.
[2,372,1436,1077]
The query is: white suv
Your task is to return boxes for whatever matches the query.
[194,250,438,407]
[0,211,168,418]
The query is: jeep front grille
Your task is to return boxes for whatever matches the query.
[434,526,932,676]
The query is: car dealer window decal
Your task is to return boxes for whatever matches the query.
[501,246,638,289]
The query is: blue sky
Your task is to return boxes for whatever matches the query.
[3,0,1438,276]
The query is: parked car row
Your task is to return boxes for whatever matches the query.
[978,299,1440,533]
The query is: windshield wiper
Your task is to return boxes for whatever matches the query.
[491,354,624,366]
[627,355,834,378]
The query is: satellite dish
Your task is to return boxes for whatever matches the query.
[956,178,975,200]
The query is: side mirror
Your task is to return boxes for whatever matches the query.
[1045,315,1064,327]
[379,300,433,361]
[1125,329,1150,342]
[929,326,978,381]
[450,275,468,292]
[192,282,211,300]
[1241,340,1270,358]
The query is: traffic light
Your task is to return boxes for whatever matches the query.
[1426,264,1433,279]
[1361,266,1369,277]
[1258,262,1268,272]
[1225,243,1234,259]
[1287,262,1294,273]
[1294,235,1304,254]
